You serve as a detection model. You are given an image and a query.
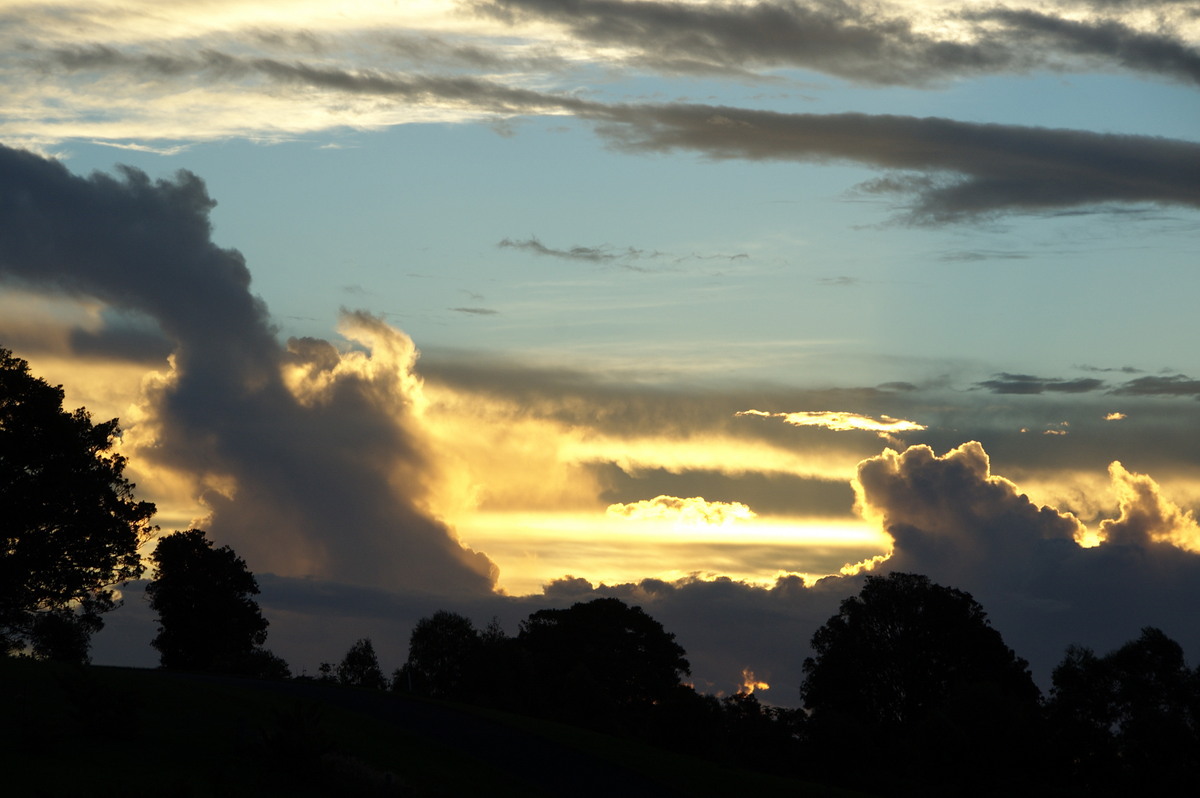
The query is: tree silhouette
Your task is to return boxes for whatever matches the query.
[398,610,481,699]
[335,637,387,690]
[1049,627,1200,792]
[801,572,1042,790]
[518,597,690,726]
[146,529,285,677]
[0,347,154,662]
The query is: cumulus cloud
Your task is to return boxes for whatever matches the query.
[853,440,1200,681]
[1099,461,1200,550]
[855,442,1086,585]
[607,495,756,526]
[0,145,496,594]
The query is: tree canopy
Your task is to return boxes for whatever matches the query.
[400,610,482,699]
[146,528,283,677]
[801,572,1042,789]
[518,597,691,721]
[1049,627,1200,791]
[0,347,154,662]
[334,637,387,690]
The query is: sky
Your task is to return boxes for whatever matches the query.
[2,0,1200,702]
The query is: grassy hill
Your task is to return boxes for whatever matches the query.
[1,658,858,798]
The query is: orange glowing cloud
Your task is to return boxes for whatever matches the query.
[1098,461,1200,552]
[739,667,770,694]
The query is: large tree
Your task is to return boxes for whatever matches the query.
[518,597,690,724]
[800,572,1042,788]
[0,347,154,662]
[399,610,482,699]
[146,529,283,676]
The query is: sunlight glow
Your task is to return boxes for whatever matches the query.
[740,668,770,695]
[456,511,892,595]
[736,409,926,435]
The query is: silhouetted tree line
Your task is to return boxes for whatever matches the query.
[350,576,1200,796]
[7,345,1200,793]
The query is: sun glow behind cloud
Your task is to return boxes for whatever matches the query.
[457,510,891,595]
[736,409,927,437]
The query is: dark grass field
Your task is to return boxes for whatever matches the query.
[1,658,860,797]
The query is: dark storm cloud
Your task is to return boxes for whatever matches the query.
[0,145,495,594]
[473,0,1200,87]
[977,373,1106,395]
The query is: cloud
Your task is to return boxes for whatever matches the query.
[0,145,496,594]
[736,408,926,436]
[607,495,756,526]
[474,0,1200,86]
[588,104,1200,223]
[938,250,1030,262]
[853,440,1200,682]
[450,306,499,315]
[966,7,1200,87]
[497,235,655,264]
[855,442,1086,583]
[7,6,1199,223]
[1111,374,1200,398]
[977,373,1106,395]
[1098,461,1200,550]
[9,23,1200,222]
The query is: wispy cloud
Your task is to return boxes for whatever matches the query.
[977,373,1107,395]
[736,409,926,435]
[498,236,644,263]
[474,0,1200,87]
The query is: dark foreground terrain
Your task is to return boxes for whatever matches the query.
[0,658,854,798]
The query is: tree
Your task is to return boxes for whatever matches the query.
[335,637,386,690]
[800,572,1042,788]
[0,347,154,662]
[399,610,481,698]
[1049,627,1200,791]
[146,529,283,676]
[517,597,690,725]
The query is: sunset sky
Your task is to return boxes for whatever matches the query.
[3,0,1200,701]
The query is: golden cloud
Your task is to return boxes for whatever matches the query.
[736,409,926,436]
[606,495,756,526]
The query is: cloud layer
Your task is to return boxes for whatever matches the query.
[4,1,1198,223]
